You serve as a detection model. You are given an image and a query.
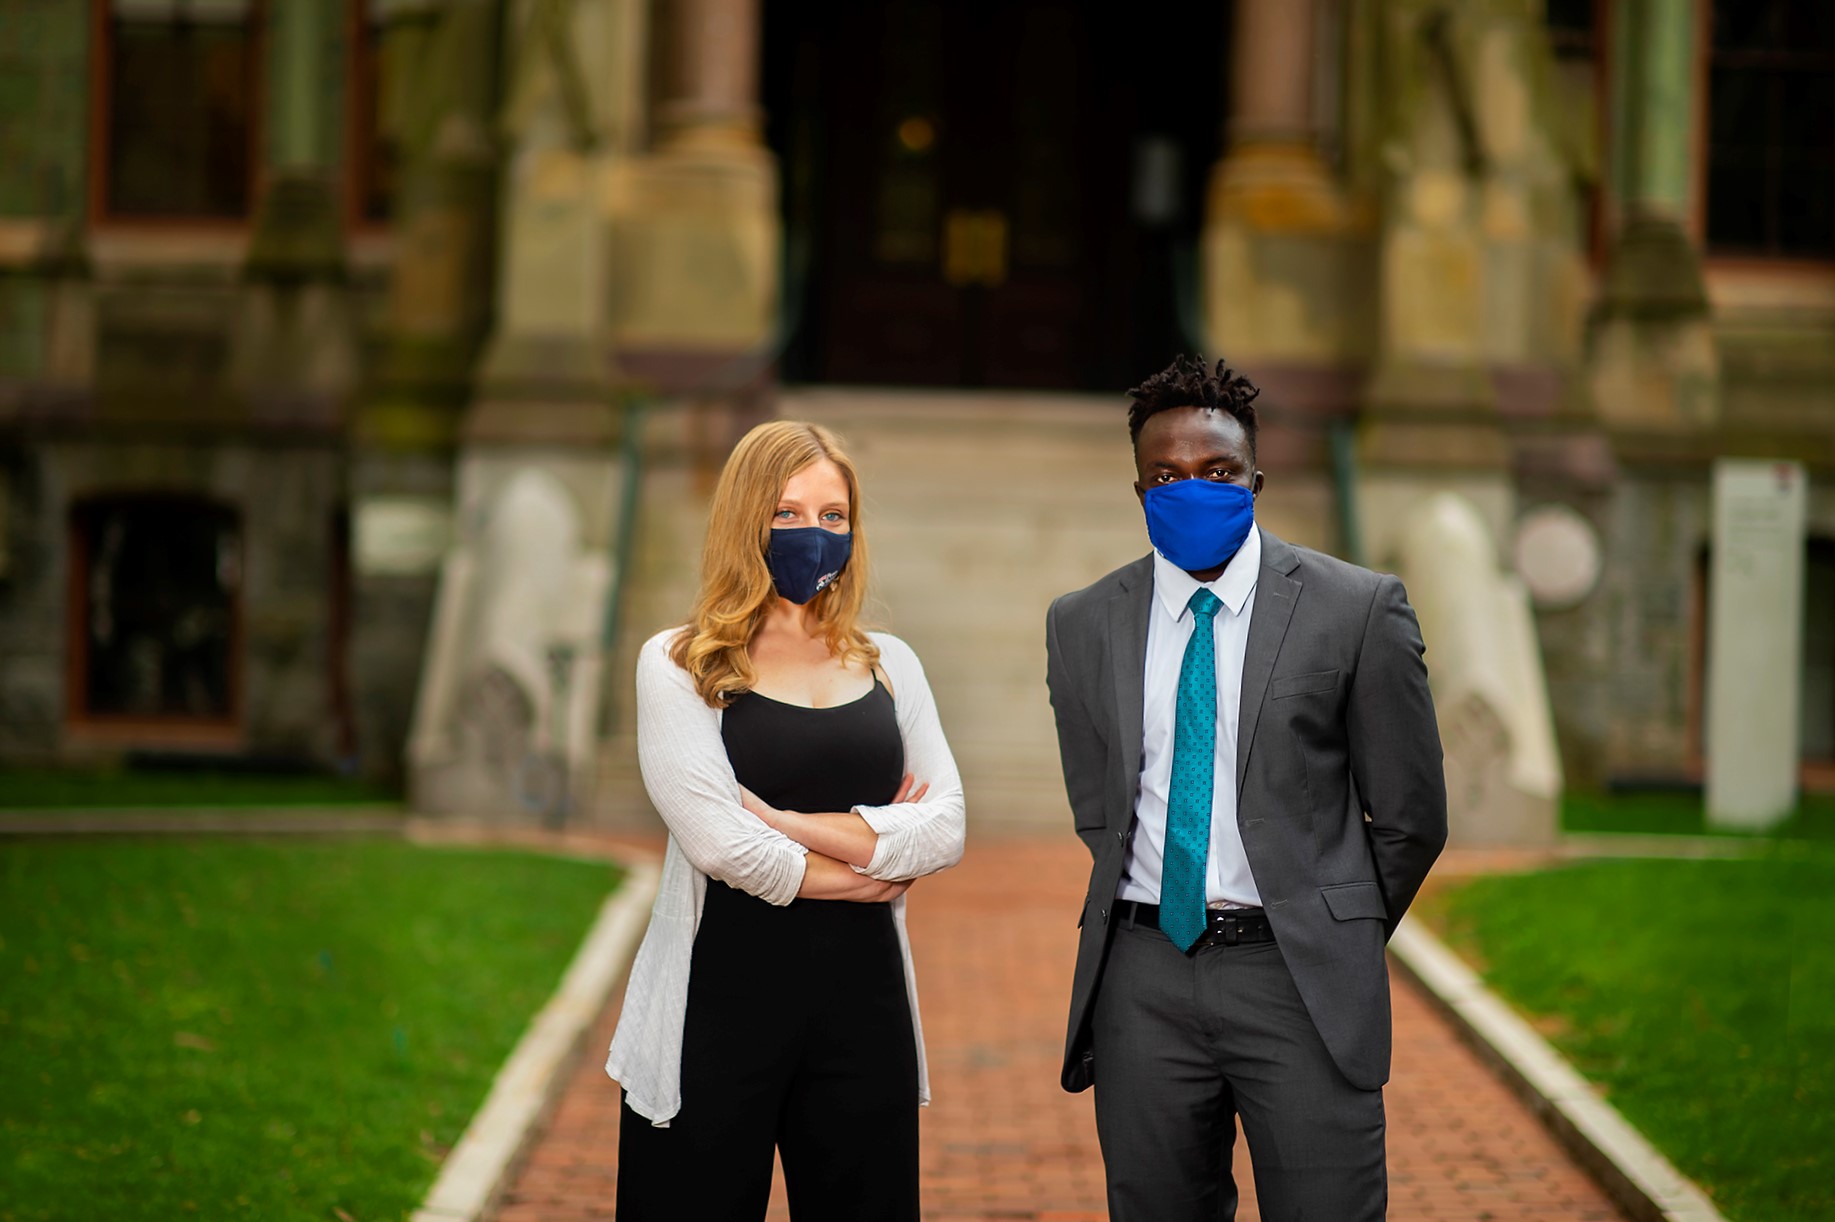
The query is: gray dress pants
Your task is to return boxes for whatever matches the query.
[1090,917,1387,1222]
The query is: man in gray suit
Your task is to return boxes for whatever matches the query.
[1045,356,1447,1221]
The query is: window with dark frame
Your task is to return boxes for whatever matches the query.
[100,0,260,221]
[71,497,241,724]
[1706,0,1835,259]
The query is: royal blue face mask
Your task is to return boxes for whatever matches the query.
[1142,479,1256,573]
[766,526,853,604]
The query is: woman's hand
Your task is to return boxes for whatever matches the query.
[891,773,930,804]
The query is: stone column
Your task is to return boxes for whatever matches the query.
[359,0,501,449]
[405,1,635,822]
[246,0,343,277]
[270,0,331,168]
[1588,0,1717,428]
[655,0,763,154]
[235,0,353,430]
[349,0,503,785]
[1610,0,1697,241]
[1230,0,1321,148]
[1202,0,1362,556]
[464,0,623,445]
[604,0,778,356]
[1352,0,1516,569]
[1204,0,1357,359]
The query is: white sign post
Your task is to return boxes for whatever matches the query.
[1706,460,1809,831]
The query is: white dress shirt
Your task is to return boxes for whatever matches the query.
[606,627,967,1126]
[1119,524,1263,908]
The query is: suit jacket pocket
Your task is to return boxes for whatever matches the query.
[1270,668,1341,699]
[1320,880,1388,921]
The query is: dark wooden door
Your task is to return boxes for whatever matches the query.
[812,0,1106,388]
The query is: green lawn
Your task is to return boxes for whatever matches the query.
[1423,850,1833,1221]
[1562,789,1835,840]
[0,768,401,810]
[0,840,621,1222]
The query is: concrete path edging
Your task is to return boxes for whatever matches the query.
[411,856,661,1222]
[1389,916,1728,1222]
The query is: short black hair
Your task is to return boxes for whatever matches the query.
[1125,354,1261,457]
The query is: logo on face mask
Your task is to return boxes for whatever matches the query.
[767,527,854,604]
[1142,479,1255,572]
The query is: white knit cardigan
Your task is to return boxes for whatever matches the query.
[605,627,967,1126]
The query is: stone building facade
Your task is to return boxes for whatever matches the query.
[0,0,1830,797]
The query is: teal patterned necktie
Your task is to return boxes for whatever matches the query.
[1162,588,1223,952]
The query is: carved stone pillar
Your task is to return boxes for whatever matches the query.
[237,0,354,430]
[361,0,502,449]
[1610,0,1697,236]
[1200,0,1360,555]
[464,0,622,445]
[246,0,344,277]
[1203,0,1361,370]
[403,0,632,821]
[1352,1,1513,569]
[1589,0,1718,429]
[349,0,501,788]
[655,0,763,154]
[605,0,779,357]
[1230,0,1320,147]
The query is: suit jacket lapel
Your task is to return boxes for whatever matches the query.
[1236,531,1302,798]
[1107,555,1154,815]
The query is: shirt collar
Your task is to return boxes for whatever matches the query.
[1152,523,1261,623]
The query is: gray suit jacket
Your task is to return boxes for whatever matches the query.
[1045,530,1447,1093]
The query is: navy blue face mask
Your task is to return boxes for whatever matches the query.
[766,526,853,605]
[1142,479,1256,572]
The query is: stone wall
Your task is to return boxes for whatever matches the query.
[0,443,61,760]
[0,439,350,767]
[345,449,454,785]
[1596,472,1710,780]
[1517,485,1615,790]
[1554,453,1835,789]
[0,2,87,221]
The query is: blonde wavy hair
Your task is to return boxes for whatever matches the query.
[671,420,879,707]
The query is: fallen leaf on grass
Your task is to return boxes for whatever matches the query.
[1528,1013,1571,1039]
[174,1032,217,1052]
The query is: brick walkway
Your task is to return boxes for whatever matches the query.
[491,837,1625,1221]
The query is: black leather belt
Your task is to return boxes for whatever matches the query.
[1116,900,1275,947]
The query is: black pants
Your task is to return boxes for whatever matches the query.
[1091,919,1387,1222]
[616,881,920,1222]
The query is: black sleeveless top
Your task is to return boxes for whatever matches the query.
[721,679,905,814]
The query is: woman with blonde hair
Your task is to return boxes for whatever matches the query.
[607,419,965,1221]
